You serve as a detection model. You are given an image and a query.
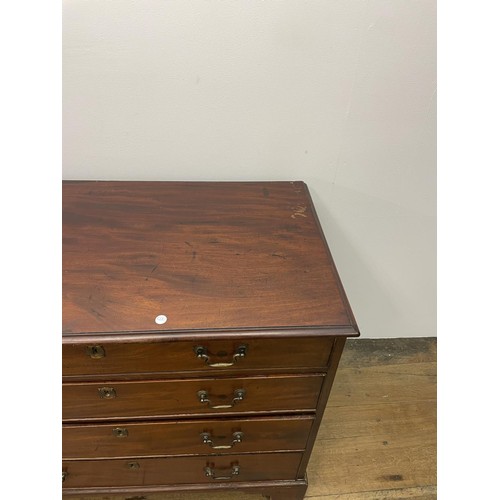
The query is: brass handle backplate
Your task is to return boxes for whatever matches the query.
[204,463,240,480]
[201,431,243,449]
[197,389,245,409]
[98,387,116,399]
[86,345,105,359]
[194,345,247,367]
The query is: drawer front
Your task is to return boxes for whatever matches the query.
[63,415,314,459]
[62,374,323,421]
[62,453,302,488]
[62,337,334,378]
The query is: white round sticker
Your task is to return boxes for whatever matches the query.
[155,314,168,325]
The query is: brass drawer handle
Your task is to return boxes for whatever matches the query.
[62,471,68,482]
[204,464,240,480]
[194,345,247,367]
[98,387,116,399]
[197,389,246,409]
[86,345,105,359]
[201,431,243,449]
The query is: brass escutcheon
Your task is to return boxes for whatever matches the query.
[98,387,116,399]
[86,345,105,359]
[112,427,128,437]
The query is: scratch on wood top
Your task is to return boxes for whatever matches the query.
[291,205,308,218]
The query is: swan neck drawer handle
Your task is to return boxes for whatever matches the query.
[204,464,240,480]
[197,389,246,409]
[194,345,247,367]
[201,431,244,449]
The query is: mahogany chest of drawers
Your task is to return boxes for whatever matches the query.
[62,181,359,500]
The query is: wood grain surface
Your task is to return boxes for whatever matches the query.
[62,181,357,335]
[62,336,334,379]
[62,453,303,488]
[62,374,324,421]
[63,415,314,459]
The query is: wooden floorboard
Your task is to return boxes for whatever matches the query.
[68,338,437,500]
[305,485,437,499]
[305,337,436,499]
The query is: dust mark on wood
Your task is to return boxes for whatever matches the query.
[379,474,404,482]
[262,187,270,198]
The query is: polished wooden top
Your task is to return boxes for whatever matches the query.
[62,181,358,336]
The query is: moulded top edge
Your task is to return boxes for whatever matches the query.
[61,325,360,344]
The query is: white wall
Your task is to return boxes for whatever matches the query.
[63,0,436,338]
